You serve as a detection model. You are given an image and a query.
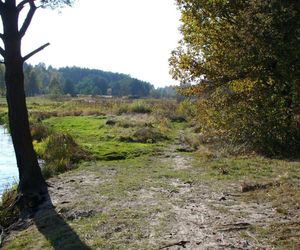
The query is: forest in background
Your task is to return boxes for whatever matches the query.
[0,63,177,98]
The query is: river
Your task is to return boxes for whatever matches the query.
[0,125,18,196]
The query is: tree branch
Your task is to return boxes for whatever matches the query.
[17,0,30,11]
[19,0,37,38]
[23,42,50,61]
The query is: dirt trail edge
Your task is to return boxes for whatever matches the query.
[3,138,292,249]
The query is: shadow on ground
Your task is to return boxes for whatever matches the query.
[34,190,91,250]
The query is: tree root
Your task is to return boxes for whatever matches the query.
[0,190,49,247]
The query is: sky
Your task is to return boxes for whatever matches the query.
[19,0,182,87]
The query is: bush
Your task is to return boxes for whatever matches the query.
[129,101,152,114]
[37,133,90,178]
[177,99,197,120]
[30,122,51,142]
[133,127,168,143]
[42,159,72,179]
[0,112,8,125]
[116,105,130,115]
[193,85,300,157]
[0,186,19,229]
[30,111,58,121]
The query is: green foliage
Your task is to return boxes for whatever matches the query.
[115,101,152,115]
[42,115,160,160]
[63,79,76,96]
[129,101,152,114]
[59,66,153,97]
[0,186,19,229]
[36,133,89,178]
[24,64,42,96]
[150,86,178,99]
[135,127,167,143]
[40,0,75,9]
[132,127,168,143]
[177,99,197,120]
[30,122,51,142]
[170,0,300,155]
[0,111,7,125]
[48,74,63,97]
[0,64,154,98]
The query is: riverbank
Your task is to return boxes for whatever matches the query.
[0,125,18,197]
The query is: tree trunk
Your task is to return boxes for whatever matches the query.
[1,2,46,206]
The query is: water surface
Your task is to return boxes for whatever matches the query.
[0,125,18,196]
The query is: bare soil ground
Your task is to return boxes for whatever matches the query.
[3,128,300,249]
[5,157,297,249]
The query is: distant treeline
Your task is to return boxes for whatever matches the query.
[0,63,177,98]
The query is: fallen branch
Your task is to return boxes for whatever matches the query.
[159,240,190,249]
[217,222,251,232]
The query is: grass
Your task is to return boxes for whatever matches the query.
[1,96,300,249]
[0,185,19,228]
[3,149,300,249]
[41,115,171,160]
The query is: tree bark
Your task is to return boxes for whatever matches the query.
[1,1,46,205]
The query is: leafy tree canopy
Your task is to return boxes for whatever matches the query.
[170,0,300,155]
[40,0,75,8]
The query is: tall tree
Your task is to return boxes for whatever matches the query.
[0,0,74,209]
[63,78,75,96]
[170,0,300,154]
[24,64,41,96]
[49,74,62,96]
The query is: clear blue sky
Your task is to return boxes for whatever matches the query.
[20,0,182,87]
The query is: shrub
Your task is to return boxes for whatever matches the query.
[0,112,8,125]
[129,101,152,114]
[0,186,19,229]
[30,111,58,121]
[177,99,197,120]
[117,120,136,128]
[193,85,300,156]
[37,133,90,178]
[133,127,168,143]
[30,122,51,142]
[42,159,72,179]
[116,105,130,115]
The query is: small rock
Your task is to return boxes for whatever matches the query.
[219,196,226,201]
[106,119,116,125]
